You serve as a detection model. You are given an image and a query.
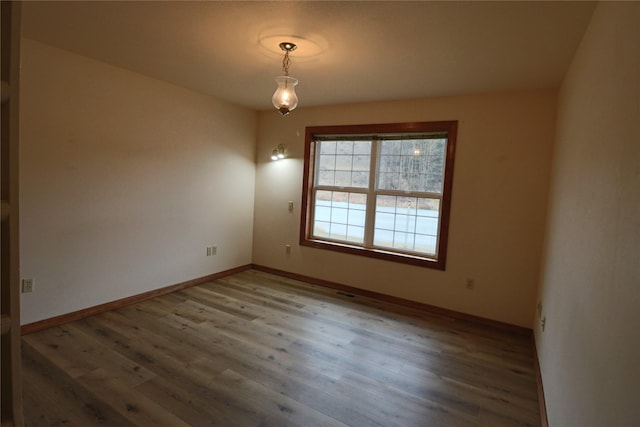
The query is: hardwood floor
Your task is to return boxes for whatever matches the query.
[21,270,541,426]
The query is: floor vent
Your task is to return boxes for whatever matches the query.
[336,291,356,298]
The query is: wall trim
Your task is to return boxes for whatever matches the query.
[22,262,535,338]
[532,335,549,427]
[252,264,533,336]
[20,264,252,335]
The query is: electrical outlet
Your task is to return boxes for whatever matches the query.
[541,316,546,331]
[206,246,217,256]
[21,278,34,293]
[465,279,475,290]
[537,301,543,317]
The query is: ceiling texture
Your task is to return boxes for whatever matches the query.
[21,1,596,111]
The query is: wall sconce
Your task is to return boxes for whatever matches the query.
[271,144,286,161]
[272,42,299,116]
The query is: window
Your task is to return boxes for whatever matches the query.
[300,121,457,270]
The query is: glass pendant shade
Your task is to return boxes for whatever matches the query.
[272,76,298,116]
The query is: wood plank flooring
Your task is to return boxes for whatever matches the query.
[21,269,541,426]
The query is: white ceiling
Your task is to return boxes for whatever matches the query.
[21,1,596,111]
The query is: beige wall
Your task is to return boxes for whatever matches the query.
[19,39,257,325]
[535,3,640,425]
[254,91,556,327]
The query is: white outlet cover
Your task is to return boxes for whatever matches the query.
[21,279,34,293]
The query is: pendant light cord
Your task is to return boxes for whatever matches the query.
[282,50,291,76]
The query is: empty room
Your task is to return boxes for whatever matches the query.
[1,1,638,426]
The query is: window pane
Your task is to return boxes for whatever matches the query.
[314,192,330,219]
[347,193,367,227]
[336,155,353,170]
[418,198,440,212]
[348,209,366,227]
[429,139,446,156]
[375,212,396,229]
[318,170,335,186]
[312,190,366,244]
[415,233,437,256]
[316,189,332,201]
[353,155,370,171]
[416,216,438,236]
[346,225,365,243]
[374,195,439,255]
[377,194,396,209]
[395,214,415,233]
[378,138,447,194]
[316,140,370,189]
[381,140,401,155]
[331,191,349,204]
[319,154,336,170]
[314,221,331,238]
[426,173,443,193]
[352,171,369,187]
[393,232,415,250]
[406,173,421,191]
[378,172,399,190]
[331,207,348,223]
[353,141,371,154]
[315,205,331,222]
[337,141,353,155]
[330,223,347,240]
[379,155,398,172]
[374,228,394,247]
[320,141,336,154]
[349,192,366,205]
[334,171,351,187]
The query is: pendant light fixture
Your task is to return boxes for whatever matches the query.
[272,42,298,116]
